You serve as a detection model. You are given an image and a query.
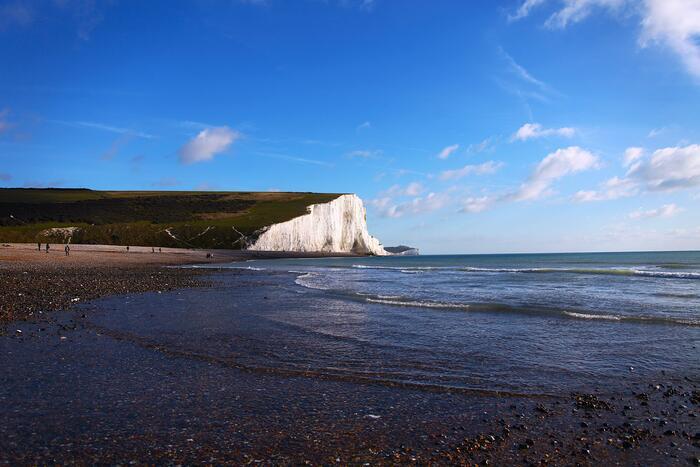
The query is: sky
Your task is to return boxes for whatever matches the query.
[1,0,699,254]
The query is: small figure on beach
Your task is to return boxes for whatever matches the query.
[45,243,50,253]
[37,242,41,251]
[126,246,130,253]
[206,252,212,259]
[64,244,70,256]
[152,247,155,253]
[159,247,162,253]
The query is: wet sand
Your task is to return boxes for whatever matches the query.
[0,249,698,465]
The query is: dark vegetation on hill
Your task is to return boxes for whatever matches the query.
[0,188,341,249]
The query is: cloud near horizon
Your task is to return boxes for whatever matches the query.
[178,126,241,164]
[628,203,683,219]
[372,192,451,218]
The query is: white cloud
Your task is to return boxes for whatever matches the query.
[513,146,599,200]
[356,121,371,131]
[508,0,548,22]
[545,0,628,29]
[374,192,451,218]
[648,127,666,138]
[499,48,549,90]
[628,203,684,219]
[460,196,495,213]
[623,147,644,167]
[179,126,240,164]
[348,149,382,158]
[437,144,460,160]
[572,176,638,201]
[54,120,154,139]
[510,0,700,80]
[467,137,496,154]
[640,0,700,80]
[382,182,425,197]
[627,144,700,191]
[511,122,576,142]
[439,161,504,181]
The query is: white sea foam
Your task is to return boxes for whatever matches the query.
[366,298,468,309]
[561,311,622,321]
[294,272,330,290]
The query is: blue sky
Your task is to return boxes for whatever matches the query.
[1,0,699,253]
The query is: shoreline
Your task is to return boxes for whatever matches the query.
[0,243,361,323]
[1,248,698,464]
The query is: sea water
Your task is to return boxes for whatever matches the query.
[96,251,699,395]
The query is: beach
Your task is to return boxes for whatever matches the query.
[0,245,698,464]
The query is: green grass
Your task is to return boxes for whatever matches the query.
[0,188,343,249]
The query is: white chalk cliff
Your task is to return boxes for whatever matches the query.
[247,194,388,255]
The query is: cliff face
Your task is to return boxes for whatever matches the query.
[247,194,388,255]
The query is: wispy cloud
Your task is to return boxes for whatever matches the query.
[511,146,599,201]
[381,182,425,197]
[647,127,666,138]
[507,0,547,22]
[256,151,333,167]
[499,47,549,91]
[629,203,683,220]
[622,147,644,167]
[460,196,495,213]
[356,121,371,131]
[347,149,382,158]
[439,161,504,181]
[52,120,155,139]
[573,176,638,202]
[179,126,240,164]
[509,0,700,81]
[511,122,575,142]
[101,134,135,160]
[467,137,497,154]
[437,144,460,160]
[372,192,451,218]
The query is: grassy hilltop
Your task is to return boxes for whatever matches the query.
[0,188,342,249]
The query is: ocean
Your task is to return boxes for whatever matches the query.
[96,251,699,396]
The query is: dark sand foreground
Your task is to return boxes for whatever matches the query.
[1,244,698,465]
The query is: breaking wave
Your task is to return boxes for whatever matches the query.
[350,264,700,280]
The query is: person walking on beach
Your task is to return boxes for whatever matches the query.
[64,244,70,256]
[126,245,130,253]
[37,242,41,251]
[45,243,50,254]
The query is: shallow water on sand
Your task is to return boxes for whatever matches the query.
[89,252,700,395]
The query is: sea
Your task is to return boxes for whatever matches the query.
[94,251,700,396]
